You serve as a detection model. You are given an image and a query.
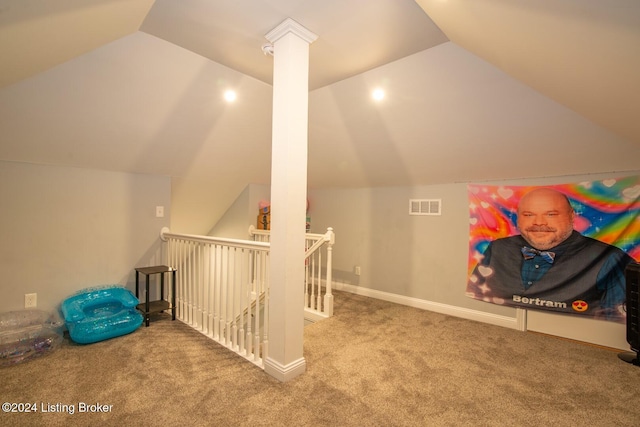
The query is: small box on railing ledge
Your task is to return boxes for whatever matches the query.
[257,206,270,230]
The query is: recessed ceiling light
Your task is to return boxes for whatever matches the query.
[372,88,385,101]
[224,90,237,102]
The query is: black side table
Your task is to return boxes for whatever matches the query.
[135,265,176,327]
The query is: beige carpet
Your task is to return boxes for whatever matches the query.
[2,290,640,426]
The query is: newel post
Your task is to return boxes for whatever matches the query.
[323,227,335,316]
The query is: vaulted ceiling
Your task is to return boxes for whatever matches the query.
[1,0,639,233]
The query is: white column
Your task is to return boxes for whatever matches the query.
[263,19,317,382]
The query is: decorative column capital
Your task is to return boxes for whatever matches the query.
[265,18,318,44]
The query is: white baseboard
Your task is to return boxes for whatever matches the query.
[264,356,306,382]
[334,282,521,330]
[303,309,329,323]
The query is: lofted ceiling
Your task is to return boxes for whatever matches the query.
[1,0,639,233]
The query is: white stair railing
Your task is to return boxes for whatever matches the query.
[158,225,335,369]
[249,225,335,320]
[160,228,270,368]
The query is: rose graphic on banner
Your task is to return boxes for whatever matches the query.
[467,176,640,322]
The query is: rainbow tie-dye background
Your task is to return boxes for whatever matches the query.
[468,176,640,277]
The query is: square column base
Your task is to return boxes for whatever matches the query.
[264,356,306,382]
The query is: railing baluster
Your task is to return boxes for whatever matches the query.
[190,242,195,327]
[181,240,188,323]
[262,251,269,362]
[213,244,220,340]
[316,250,323,312]
[254,250,263,362]
[175,240,180,320]
[195,243,201,329]
[176,240,180,318]
[310,253,316,310]
[207,244,214,337]
[185,240,190,322]
[191,242,196,326]
[239,248,246,354]
[193,241,199,326]
[202,244,209,336]
[305,252,310,309]
[183,241,188,324]
[246,260,253,358]
[222,246,229,346]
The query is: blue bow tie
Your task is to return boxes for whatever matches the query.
[521,246,555,264]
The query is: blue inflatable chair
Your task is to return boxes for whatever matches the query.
[61,286,143,344]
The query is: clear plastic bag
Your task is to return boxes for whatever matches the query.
[0,309,64,367]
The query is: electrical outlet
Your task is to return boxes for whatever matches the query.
[355,266,361,276]
[25,293,37,308]
[156,206,164,218]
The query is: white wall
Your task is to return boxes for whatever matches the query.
[307,183,514,317]
[0,161,171,313]
[208,183,270,239]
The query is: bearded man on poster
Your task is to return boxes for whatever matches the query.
[468,187,633,321]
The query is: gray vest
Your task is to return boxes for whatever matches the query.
[473,231,632,315]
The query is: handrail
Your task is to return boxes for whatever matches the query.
[303,228,334,260]
[161,227,269,251]
[247,225,334,259]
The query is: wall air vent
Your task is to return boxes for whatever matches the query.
[409,199,441,216]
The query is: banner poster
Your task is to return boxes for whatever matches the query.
[466,176,640,323]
